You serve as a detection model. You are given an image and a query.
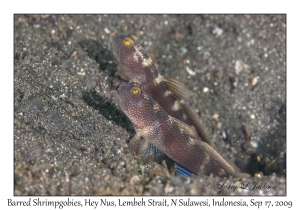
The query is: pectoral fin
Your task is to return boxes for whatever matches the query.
[139,138,165,163]
[129,134,143,154]
[130,122,166,164]
[163,76,190,101]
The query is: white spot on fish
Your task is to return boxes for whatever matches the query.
[154,74,164,85]
[153,103,160,112]
[188,137,195,146]
[219,169,226,176]
[172,101,181,111]
[142,57,152,67]
[167,116,174,124]
[204,153,210,164]
[133,45,145,62]
[164,90,172,97]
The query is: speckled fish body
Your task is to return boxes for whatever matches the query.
[115,84,234,177]
[113,34,212,147]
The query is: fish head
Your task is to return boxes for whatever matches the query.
[112,33,138,59]
[115,83,159,127]
[112,33,149,83]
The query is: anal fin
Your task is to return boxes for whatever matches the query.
[174,164,195,177]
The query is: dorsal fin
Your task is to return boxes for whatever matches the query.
[172,117,199,139]
[181,103,215,148]
[163,76,190,101]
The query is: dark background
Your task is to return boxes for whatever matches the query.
[14,14,286,195]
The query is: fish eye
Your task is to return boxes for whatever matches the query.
[123,38,133,47]
[131,87,141,95]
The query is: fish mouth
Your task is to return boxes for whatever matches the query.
[112,33,136,61]
[114,87,127,113]
[114,89,121,106]
[112,34,128,60]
